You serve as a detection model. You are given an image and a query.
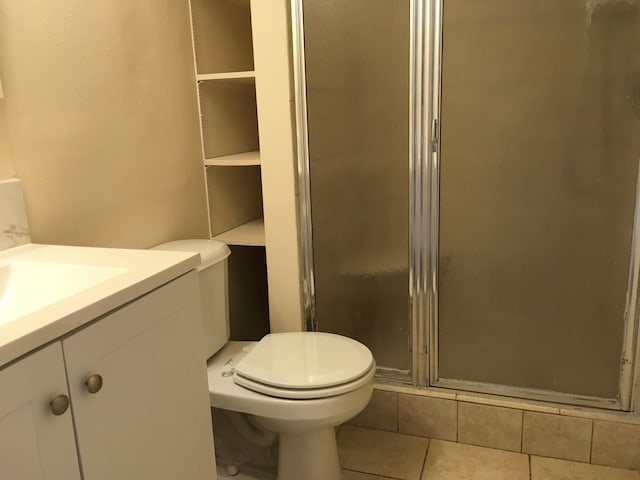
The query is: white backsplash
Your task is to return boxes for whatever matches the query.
[0,178,30,251]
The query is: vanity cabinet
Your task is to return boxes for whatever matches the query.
[0,271,216,480]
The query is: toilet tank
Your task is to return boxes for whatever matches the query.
[152,239,231,358]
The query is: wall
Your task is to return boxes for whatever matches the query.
[0,0,209,248]
[0,104,15,179]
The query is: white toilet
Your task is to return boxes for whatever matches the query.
[153,239,375,480]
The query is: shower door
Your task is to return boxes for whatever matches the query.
[431,0,640,408]
[293,0,414,377]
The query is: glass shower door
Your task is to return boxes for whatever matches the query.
[434,0,640,406]
[299,0,412,372]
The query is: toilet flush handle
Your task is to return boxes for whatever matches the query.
[85,374,103,394]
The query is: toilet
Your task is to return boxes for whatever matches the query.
[153,239,375,480]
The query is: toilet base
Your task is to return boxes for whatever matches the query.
[277,427,341,480]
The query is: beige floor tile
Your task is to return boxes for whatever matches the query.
[591,420,640,470]
[458,402,523,452]
[522,411,592,462]
[531,456,640,480]
[342,469,397,480]
[398,394,457,441]
[338,425,429,480]
[421,440,529,480]
[348,390,398,432]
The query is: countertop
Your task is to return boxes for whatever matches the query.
[0,243,199,367]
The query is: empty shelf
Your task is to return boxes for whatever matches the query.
[197,71,255,84]
[205,151,260,166]
[213,218,265,246]
[199,80,259,159]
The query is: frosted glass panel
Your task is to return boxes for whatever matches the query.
[438,0,640,397]
[303,0,410,370]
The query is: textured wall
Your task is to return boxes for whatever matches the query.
[0,104,15,179]
[0,0,208,247]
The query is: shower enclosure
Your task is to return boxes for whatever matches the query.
[293,0,640,409]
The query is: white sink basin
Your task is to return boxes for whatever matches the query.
[0,261,126,325]
[0,243,200,368]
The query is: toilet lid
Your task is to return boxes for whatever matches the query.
[233,332,374,390]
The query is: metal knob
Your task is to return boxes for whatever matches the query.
[50,394,70,416]
[85,374,103,394]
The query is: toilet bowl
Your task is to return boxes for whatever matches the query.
[209,335,375,480]
[153,240,375,480]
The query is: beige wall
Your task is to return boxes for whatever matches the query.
[0,103,15,179]
[0,0,208,247]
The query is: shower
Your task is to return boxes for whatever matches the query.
[293,0,640,410]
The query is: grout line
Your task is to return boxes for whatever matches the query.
[456,400,460,442]
[419,437,432,480]
[528,455,532,480]
[521,410,525,453]
[395,392,399,433]
[589,420,594,463]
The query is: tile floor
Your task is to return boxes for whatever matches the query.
[338,425,640,480]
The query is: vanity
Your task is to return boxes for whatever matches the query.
[0,244,216,480]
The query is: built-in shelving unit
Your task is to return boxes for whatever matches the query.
[189,0,271,339]
[188,0,304,334]
[190,0,264,245]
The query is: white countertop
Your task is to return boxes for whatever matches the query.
[0,243,200,367]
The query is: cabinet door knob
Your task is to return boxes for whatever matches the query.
[85,374,103,394]
[50,394,70,416]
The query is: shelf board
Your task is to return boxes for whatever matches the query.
[213,218,265,246]
[205,151,260,167]
[196,71,255,84]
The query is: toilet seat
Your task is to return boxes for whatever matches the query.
[234,362,376,400]
[233,332,375,400]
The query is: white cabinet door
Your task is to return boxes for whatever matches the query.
[0,343,81,480]
[63,272,216,480]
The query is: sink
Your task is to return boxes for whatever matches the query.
[0,261,126,325]
[0,243,200,368]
